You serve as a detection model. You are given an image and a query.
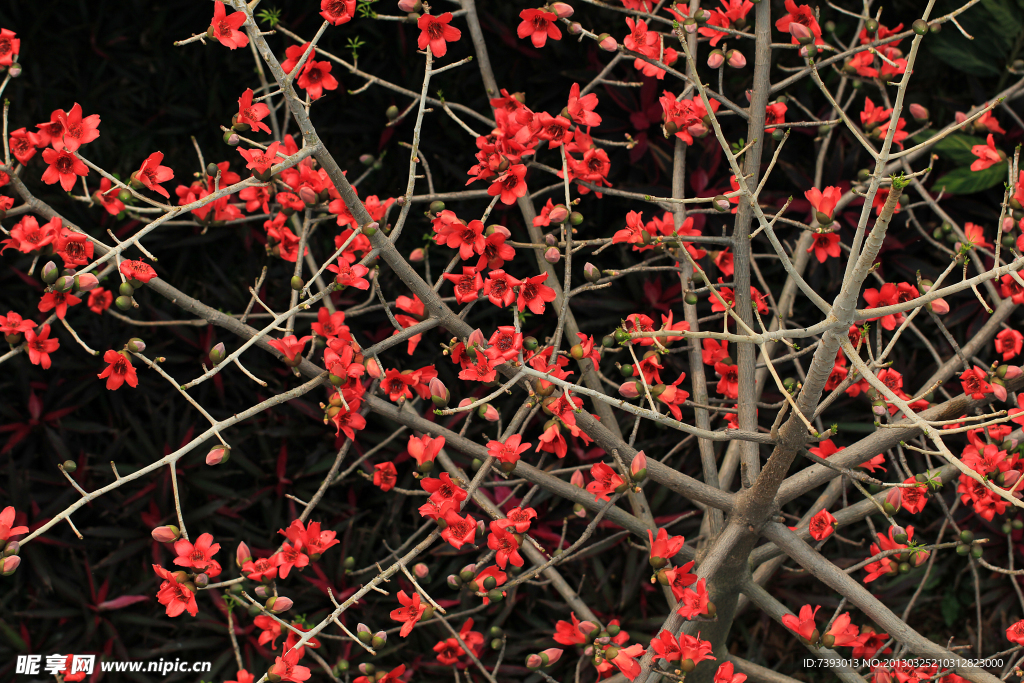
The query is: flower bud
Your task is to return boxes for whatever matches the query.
[707,50,725,69]
[207,342,226,366]
[821,633,835,648]
[567,21,583,34]
[397,0,421,11]
[447,574,462,589]
[75,273,99,293]
[7,64,20,78]
[40,261,60,285]
[53,275,75,293]
[206,445,230,466]
[479,403,500,422]
[428,377,449,407]
[358,663,375,676]
[928,297,949,315]
[909,103,929,123]
[713,195,730,212]
[409,247,425,262]
[726,50,746,69]
[883,487,902,515]
[891,525,908,544]
[631,450,647,482]
[551,2,574,18]
[579,620,599,639]
[267,596,293,613]
[549,204,569,223]
[910,548,930,566]
[298,187,318,206]
[224,131,240,146]
[526,654,544,670]
[544,246,562,264]
[194,572,209,588]
[151,525,181,543]
[597,34,618,51]
[789,22,813,43]
[233,542,252,568]
[618,381,640,399]
[413,562,429,580]
[386,105,400,122]
[1,555,21,576]
[580,262,601,283]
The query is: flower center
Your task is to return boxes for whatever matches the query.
[55,155,74,174]
[428,21,446,39]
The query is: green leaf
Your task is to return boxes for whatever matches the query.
[928,0,1022,75]
[942,590,961,627]
[932,162,1007,194]
[929,133,989,166]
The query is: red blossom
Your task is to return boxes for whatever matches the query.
[210,1,249,50]
[518,9,561,48]
[390,590,427,637]
[41,147,89,191]
[24,324,59,369]
[135,152,174,198]
[320,0,357,26]
[98,350,139,391]
[417,12,462,58]
[297,59,339,101]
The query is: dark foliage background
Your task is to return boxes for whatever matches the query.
[1,0,1023,681]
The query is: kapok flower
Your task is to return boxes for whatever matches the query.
[267,335,312,367]
[518,9,561,48]
[805,186,842,223]
[422,472,467,507]
[648,528,684,567]
[0,311,35,339]
[0,507,29,543]
[971,134,1003,171]
[488,164,528,205]
[484,270,521,308]
[373,462,397,491]
[487,434,531,470]
[98,350,139,391]
[173,532,220,574]
[24,324,59,369]
[391,590,428,637]
[0,29,19,67]
[764,102,788,133]
[444,266,484,304]
[808,508,837,541]
[209,2,249,50]
[242,556,278,582]
[54,103,101,152]
[614,211,646,245]
[517,273,557,314]
[297,59,339,101]
[781,604,820,644]
[996,329,1023,361]
[38,290,82,320]
[408,434,445,469]
[274,541,309,579]
[134,152,174,198]
[268,649,311,683]
[501,506,537,533]
[155,575,198,617]
[587,462,625,501]
[327,256,370,290]
[41,147,89,191]
[567,82,601,127]
[677,632,716,667]
[238,142,282,176]
[603,643,645,681]
[714,661,748,683]
[9,127,39,165]
[960,366,993,400]
[441,509,477,549]
[1007,619,1024,646]
[236,88,272,134]
[417,12,462,58]
[120,259,159,284]
[822,612,861,648]
[320,0,357,26]
[488,520,524,569]
[808,232,841,263]
[677,578,712,620]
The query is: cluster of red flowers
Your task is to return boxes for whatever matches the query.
[843,21,908,80]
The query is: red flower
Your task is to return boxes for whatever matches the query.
[135,152,174,198]
[517,272,557,314]
[242,556,278,582]
[1008,620,1024,646]
[373,462,398,491]
[173,532,221,573]
[155,576,198,617]
[764,102,787,133]
[98,350,139,390]
[226,670,255,683]
[407,434,445,468]
[823,613,861,648]
[54,103,101,152]
[487,433,531,468]
[94,178,126,215]
[567,82,601,127]
[614,210,646,245]
[781,604,820,643]
[238,141,282,175]
[8,127,39,164]
[38,290,82,320]
[996,329,1023,361]
[714,661,748,683]
[41,147,88,191]
[422,472,467,507]
[483,269,521,307]
[808,232,841,262]
[320,0,356,26]
[2,215,59,255]
[391,590,427,637]
[676,578,710,619]
[268,649,310,683]
[502,506,537,533]
[236,88,271,134]
[604,643,645,681]
[648,528,685,564]
[24,324,59,369]
[518,9,561,48]
[487,520,524,569]
[554,612,597,645]
[714,361,739,399]
[775,0,822,45]
[434,214,485,259]
[382,368,417,402]
[0,29,19,67]
[274,541,309,578]
[53,227,94,266]
[805,186,842,221]
[535,112,573,148]
[864,526,914,582]
[0,507,29,543]
[297,60,339,101]
[268,335,312,365]
[327,256,370,290]
[488,163,528,205]
[808,509,836,541]
[971,134,1003,171]
[210,1,249,50]
[960,367,993,400]
[441,509,477,549]
[120,259,158,284]
[587,462,625,501]
[283,622,321,660]
[0,311,35,337]
[417,12,462,58]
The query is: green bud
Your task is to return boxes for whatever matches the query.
[115,295,133,311]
